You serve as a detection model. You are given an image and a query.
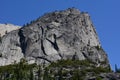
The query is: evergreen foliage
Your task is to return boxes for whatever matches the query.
[0,59,111,80]
[115,64,120,73]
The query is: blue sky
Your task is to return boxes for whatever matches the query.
[0,0,120,70]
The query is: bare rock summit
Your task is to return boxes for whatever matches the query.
[0,24,20,37]
[0,8,109,67]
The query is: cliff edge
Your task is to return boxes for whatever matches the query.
[0,8,109,68]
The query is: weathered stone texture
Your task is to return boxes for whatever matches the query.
[0,8,109,67]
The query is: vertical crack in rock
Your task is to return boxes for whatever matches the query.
[40,26,44,35]
[46,34,63,59]
[54,34,59,51]
[40,26,47,56]
[41,40,47,56]
[0,8,109,67]
[18,29,27,55]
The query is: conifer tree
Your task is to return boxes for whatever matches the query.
[115,64,118,72]
[58,67,63,80]
[29,68,34,80]
[38,65,42,80]
[115,64,120,73]
[43,67,49,80]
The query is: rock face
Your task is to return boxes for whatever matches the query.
[0,24,20,37]
[0,24,21,65]
[0,8,109,67]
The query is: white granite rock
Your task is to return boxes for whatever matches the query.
[0,8,109,67]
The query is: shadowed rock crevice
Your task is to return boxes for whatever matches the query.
[40,26,44,35]
[0,8,109,68]
[18,29,27,55]
[53,34,59,51]
[33,56,52,63]
[40,26,48,56]
[46,34,63,59]
[46,38,59,51]
[41,40,47,56]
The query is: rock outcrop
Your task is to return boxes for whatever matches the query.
[0,8,109,67]
[0,24,20,37]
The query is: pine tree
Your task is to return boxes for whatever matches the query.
[115,64,120,73]
[29,68,34,80]
[43,67,49,80]
[115,64,118,72]
[38,65,42,80]
[58,67,63,80]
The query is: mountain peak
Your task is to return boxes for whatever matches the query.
[0,8,109,68]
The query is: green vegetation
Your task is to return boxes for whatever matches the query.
[48,59,111,80]
[0,58,37,80]
[95,45,101,50]
[0,59,111,80]
[115,64,120,73]
[96,76,102,80]
[49,59,91,68]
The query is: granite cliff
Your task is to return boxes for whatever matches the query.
[0,8,109,67]
[0,24,20,37]
[1,8,120,80]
